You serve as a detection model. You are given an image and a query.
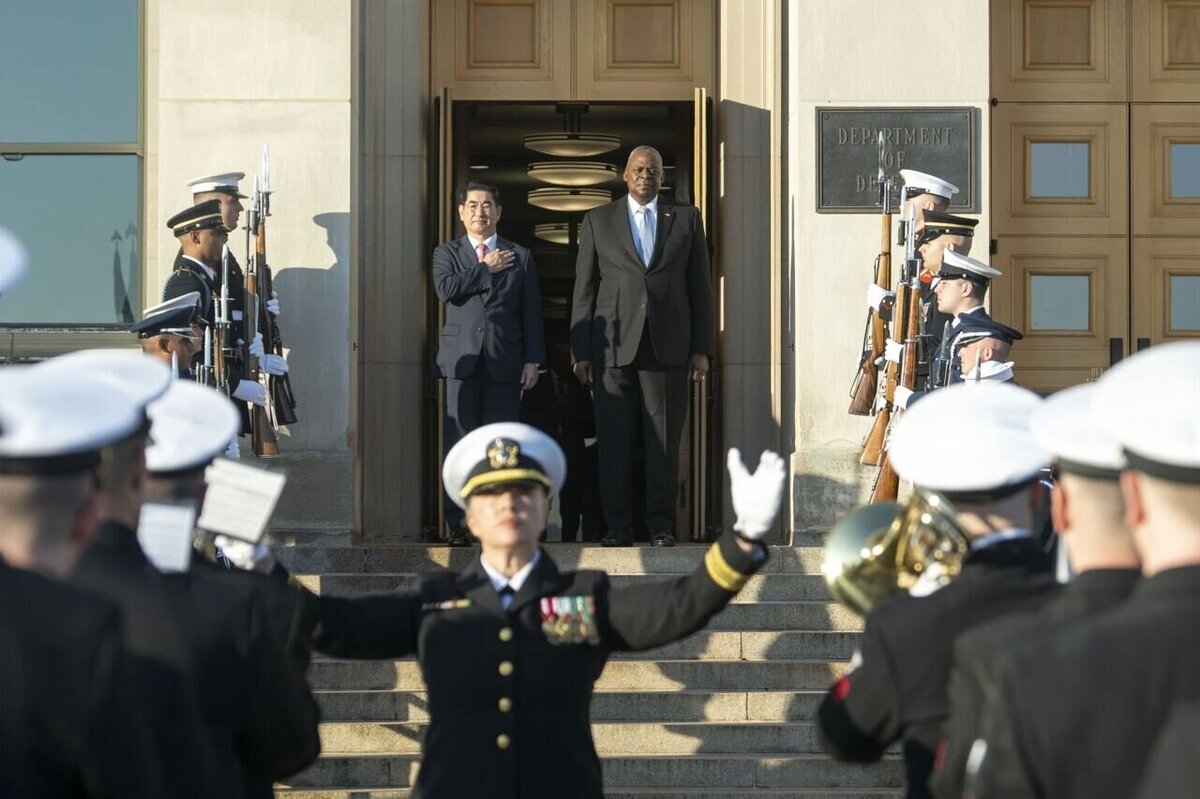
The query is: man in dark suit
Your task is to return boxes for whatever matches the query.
[433,180,545,545]
[570,146,715,548]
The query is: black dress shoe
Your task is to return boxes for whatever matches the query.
[447,528,473,547]
[601,529,634,547]
[650,530,676,548]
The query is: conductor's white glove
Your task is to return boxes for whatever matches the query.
[866,284,895,312]
[884,339,904,365]
[247,332,265,359]
[266,293,281,316]
[223,439,241,460]
[215,536,270,571]
[232,379,267,407]
[894,385,914,410]
[260,353,289,376]
[727,448,787,541]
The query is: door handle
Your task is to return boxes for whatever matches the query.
[1137,337,1151,353]
[1109,338,1123,366]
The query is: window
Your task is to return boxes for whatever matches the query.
[0,0,141,326]
[1029,141,1090,198]
[1029,274,1090,331]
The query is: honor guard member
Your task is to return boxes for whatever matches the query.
[132,291,204,378]
[930,383,1139,799]
[0,354,164,794]
[898,169,958,236]
[146,382,321,796]
[966,341,1200,799]
[164,200,270,425]
[304,422,785,799]
[893,315,1023,410]
[816,382,1058,799]
[35,350,237,798]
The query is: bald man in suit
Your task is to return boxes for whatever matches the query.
[570,146,714,548]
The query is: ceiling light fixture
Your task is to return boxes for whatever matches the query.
[533,223,570,245]
[527,161,618,187]
[527,188,611,212]
[524,102,621,158]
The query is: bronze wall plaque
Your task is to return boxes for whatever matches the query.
[816,107,978,213]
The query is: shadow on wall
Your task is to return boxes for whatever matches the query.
[270,212,350,453]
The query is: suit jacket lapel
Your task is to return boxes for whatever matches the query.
[647,200,675,270]
[485,237,516,306]
[510,550,571,615]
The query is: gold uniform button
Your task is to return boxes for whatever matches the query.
[496,734,511,749]
[498,627,514,642]
[498,697,513,713]
[498,660,514,677]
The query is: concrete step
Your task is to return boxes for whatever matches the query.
[296,572,834,602]
[318,721,854,756]
[281,754,901,791]
[315,689,832,723]
[309,659,846,692]
[273,545,827,577]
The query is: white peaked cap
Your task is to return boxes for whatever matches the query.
[1093,341,1200,482]
[899,169,959,201]
[0,227,28,298]
[941,248,1002,280]
[37,349,172,410]
[187,172,247,197]
[1030,383,1125,475]
[146,382,240,474]
[890,382,1049,493]
[0,367,142,467]
[442,422,567,510]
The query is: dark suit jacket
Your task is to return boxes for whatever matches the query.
[570,195,714,368]
[433,235,545,382]
[0,559,164,798]
[309,532,766,799]
[816,538,1056,799]
[166,559,321,797]
[69,522,238,798]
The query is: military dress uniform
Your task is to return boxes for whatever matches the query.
[1135,699,1200,798]
[817,382,1057,799]
[308,423,773,799]
[966,341,1200,799]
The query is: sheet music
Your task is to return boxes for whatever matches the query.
[136,501,196,573]
[197,459,287,543]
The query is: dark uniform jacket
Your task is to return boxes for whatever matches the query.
[69,521,237,798]
[1,559,163,797]
[309,533,765,799]
[816,537,1056,799]
[570,195,714,368]
[968,565,1200,799]
[1135,698,1200,798]
[931,567,1138,799]
[433,235,546,382]
[167,559,321,797]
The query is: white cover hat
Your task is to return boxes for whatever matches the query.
[37,349,172,411]
[0,227,28,299]
[442,422,567,510]
[146,382,240,474]
[1030,383,1125,476]
[899,169,959,201]
[187,172,247,198]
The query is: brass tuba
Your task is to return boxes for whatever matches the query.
[821,489,972,616]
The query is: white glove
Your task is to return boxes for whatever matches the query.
[866,284,895,312]
[894,385,914,410]
[260,353,289,376]
[232,379,267,407]
[884,339,903,364]
[247,332,265,359]
[266,295,280,316]
[727,448,787,541]
[214,535,270,571]
[223,439,241,460]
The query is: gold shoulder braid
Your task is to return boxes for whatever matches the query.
[421,598,473,612]
[540,595,600,645]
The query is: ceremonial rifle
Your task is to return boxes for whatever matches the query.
[213,246,231,394]
[245,151,280,458]
[868,207,921,503]
[849,132,894,417]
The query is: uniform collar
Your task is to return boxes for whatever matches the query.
[480,549,541,594]
[1136,565,1200,599]
[1064,567,1140,599]
[181,254,215,281]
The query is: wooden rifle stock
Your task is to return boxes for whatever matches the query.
[246,227,280,458]
[866,279,921,498]
[870,451,900,503]
[860,405,889,466]
[849,212,894,416]
[260,262,298,426]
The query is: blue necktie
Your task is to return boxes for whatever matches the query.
[636,207,654,267]
[499,585,515,611]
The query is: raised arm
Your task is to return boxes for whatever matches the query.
[432,243,489,305]
[308,589,423,660]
